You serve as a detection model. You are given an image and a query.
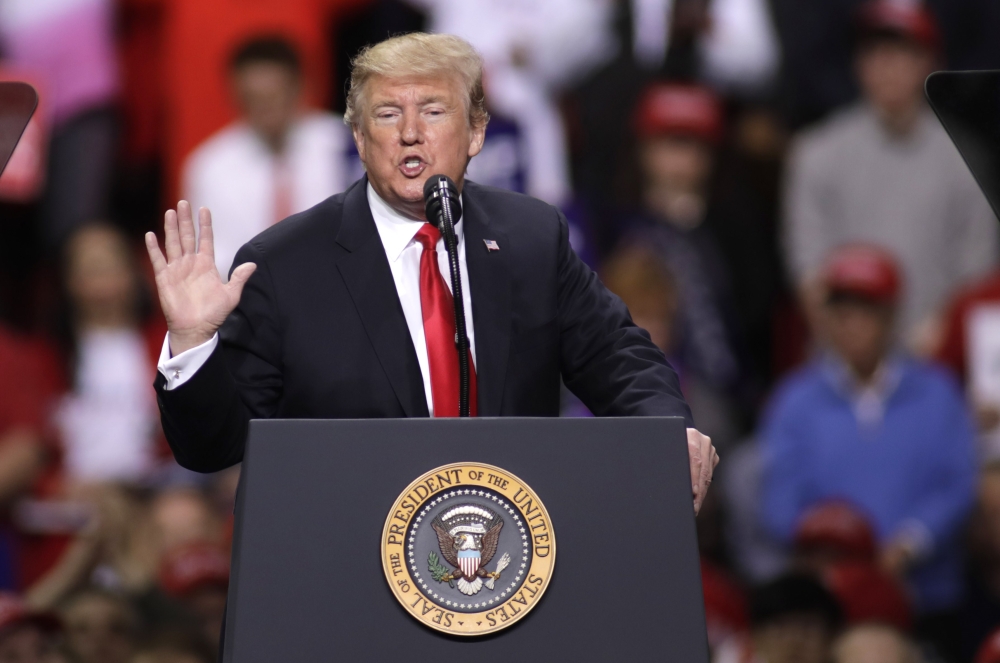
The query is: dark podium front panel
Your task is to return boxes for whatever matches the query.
[224,417,708,662]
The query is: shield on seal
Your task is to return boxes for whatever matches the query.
[457,550,481,578]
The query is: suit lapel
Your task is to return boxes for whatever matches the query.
[335,178,429,417]
[463,185,511,416]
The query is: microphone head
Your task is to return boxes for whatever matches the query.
[423,174,462,228]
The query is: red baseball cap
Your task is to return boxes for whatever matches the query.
[794,501,878,561]
[976,627,1000,663]
[159,544,230,598]
[822,245,902,304]
[0,593,60,637]
[634,83,724,144]
[701,559,749,646]
[857,0,941,53]
[822,562,912,631]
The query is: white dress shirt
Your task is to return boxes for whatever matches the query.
[57,329,157,482]
[157,183,477,417]
[182,112,352,279]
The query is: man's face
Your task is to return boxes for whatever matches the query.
[834,626,910,663]
[233,62,301,147]
[352,74,486,220]
[856,39,934,121]
[0,626,56,663]
[186,587,228,647]
[973,469,1000,563]
[753,615,832,663]
[640,136,713,193]
[823,297,894,375]
[63,597,133,663]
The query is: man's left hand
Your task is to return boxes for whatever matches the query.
[688,428,719,516]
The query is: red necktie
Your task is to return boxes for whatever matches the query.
[414,224,477,417]
[272,156,293,225]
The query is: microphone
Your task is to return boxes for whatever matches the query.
[422,175,471,417]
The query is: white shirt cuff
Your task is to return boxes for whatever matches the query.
[157,333,219,391]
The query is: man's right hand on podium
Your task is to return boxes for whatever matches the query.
[145,201,257,356]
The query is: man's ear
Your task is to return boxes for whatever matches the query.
[467,120,487,159]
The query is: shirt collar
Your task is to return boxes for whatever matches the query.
[821,351,905,428]
[367,182,464,263]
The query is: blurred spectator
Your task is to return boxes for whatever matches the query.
[0,592,62,663]
[627,0,779,93]
[701,558,749,655]
[760,246,976,650]
[793,501,878,569]
[182,37,352,278]
[822,562,912,632]
[14,486,227,649]
[157,545,228,654]
[600,242,740,450]
[783,1,997,352]
[719,437,790,585]
[407,0,617,207]
[130,632,214,663]
[120,0,368,201]
[622,83,741,392]
[60,588,137,663]
[964,462,1000,660]
[832,623,922,663]
[772,0,1000,128]
[0,0,118,247]
[714,573,842,663]
[568,0,779,234]
[977,628,1000,663]
[934,271,1000,459]
[50,224,165,486]
[0,326,61,590]
[790,502,912,631]
[149,491,224,559]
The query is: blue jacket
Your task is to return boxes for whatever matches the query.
[760,356,977,612]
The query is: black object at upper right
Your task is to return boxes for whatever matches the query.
[927,71,1000,223]
[0,82,38,177]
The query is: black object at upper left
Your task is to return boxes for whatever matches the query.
[0,82,38,177]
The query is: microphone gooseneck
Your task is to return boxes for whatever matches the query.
[423,175,470,417]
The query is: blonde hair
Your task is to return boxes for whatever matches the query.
[344,33,489,129]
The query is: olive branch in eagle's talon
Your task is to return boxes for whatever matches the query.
[428,552,456,587]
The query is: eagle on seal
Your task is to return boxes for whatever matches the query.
[431,504,510,596]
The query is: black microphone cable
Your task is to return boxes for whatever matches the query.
[423,175,470,417]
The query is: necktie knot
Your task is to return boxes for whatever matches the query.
[415,224,441,251]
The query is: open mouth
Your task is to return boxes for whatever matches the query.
[400,156,428,178]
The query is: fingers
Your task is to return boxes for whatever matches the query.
[688,428,716,516]
[144,232,167,275]
[227,262,257,299]
[177,200,197,255]
[688,434,702,498]
[198,207,215,258]
[163,208,181,262]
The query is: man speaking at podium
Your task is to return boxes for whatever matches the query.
[145,33,718,512]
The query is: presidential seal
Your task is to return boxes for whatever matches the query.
[381,463,555,636]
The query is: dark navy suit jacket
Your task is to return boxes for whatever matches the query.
[155,177,692,472]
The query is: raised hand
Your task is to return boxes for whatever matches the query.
[145,201,256,356]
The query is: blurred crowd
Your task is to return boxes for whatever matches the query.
[3,0,1000,661]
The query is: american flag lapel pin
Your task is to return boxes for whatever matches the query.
[484,239,500,252]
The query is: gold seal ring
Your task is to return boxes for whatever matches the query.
[381,462,556,636]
